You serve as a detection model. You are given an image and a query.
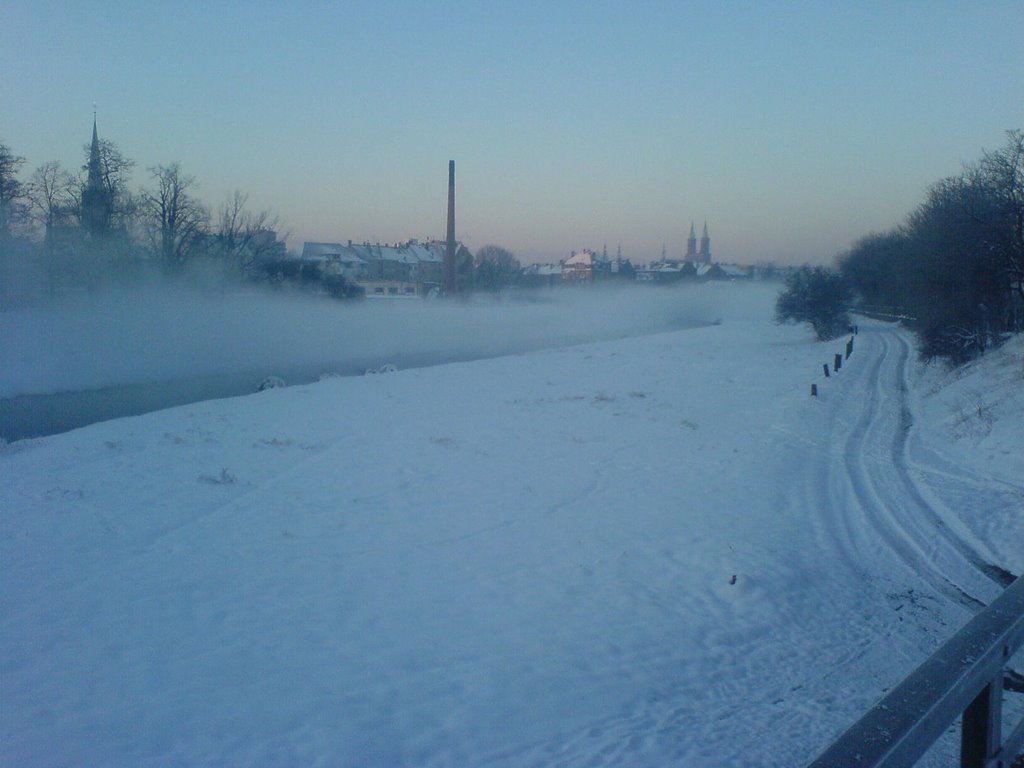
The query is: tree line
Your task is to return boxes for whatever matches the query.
[776,130,1023,364]
[0,134,537,302]
[0,134,285,299]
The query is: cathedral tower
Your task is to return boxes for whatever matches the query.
[699,220,711,263]
[685,222,697,261]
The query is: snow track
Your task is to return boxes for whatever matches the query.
[828,324,1008,610]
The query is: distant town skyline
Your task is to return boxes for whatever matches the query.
[2,1,1022,265]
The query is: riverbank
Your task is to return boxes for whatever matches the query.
[2,285,1020,766]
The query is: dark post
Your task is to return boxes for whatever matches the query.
[811,383,818,397]
[846,338,853,359]
[823,364,830,378]
[444,160,456,295]
[961,681,1002,767]
[834,353,842,372]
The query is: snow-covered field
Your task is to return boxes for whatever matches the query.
[2,283,1021,767]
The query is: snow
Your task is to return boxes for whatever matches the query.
[909,333,1024,576]
[1,283,1021,767]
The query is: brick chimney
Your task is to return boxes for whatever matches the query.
[445,160,456,294]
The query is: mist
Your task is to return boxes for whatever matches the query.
[0,281,779,438]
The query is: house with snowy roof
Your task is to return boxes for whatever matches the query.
[636,259,696,284]
[300,242,365,279]
[521,263,562,288]
[300,238,468,297]
[562,249,612,282]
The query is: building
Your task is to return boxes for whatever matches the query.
[684,221,712,264]
[521,263,562,288]
[300,242,365,279]
[297,238,467,297]
[80,117,113,240]
[636,259,696,284]
[699,221,711,262]
[562,249,612,282]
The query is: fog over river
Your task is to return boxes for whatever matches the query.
[1,282,770,441]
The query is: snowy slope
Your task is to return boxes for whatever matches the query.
[909,333,1024,575]
[1,285,1020,767]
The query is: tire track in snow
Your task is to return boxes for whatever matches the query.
[888,331,1016,588]
[839,326,1003,610]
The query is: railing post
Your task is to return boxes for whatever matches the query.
[807,576,1024,768]
[961,678,1002,768]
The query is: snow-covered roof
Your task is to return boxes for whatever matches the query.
[564,250,595,267]
[523,263,561,276]
[302,242,346,258]
[404,243,443,263]
[348,241,456,264]
[301,242,366,265]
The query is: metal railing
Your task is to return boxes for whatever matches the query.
[809,575,1024,768]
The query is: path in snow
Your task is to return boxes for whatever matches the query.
[810,323,1009,616]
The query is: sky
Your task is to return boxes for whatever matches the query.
[2,1,1022,265]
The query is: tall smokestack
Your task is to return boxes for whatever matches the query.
[445,160,456,295]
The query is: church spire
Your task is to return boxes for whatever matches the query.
[686,221,697,261]
[87,115,102,188]
[699,220,711,263]
[81,112,112,238]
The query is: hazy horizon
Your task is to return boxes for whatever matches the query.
[3,1,1022,265]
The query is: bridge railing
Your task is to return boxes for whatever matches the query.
[808,575,1024,768]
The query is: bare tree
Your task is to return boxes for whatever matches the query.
[474,244,520,292]
[27,161,77,237]
[977,129,1024,302]
[840,131,1024,361]
[0,141,28,237]
[141,163,208,269]
[215,190,283,273]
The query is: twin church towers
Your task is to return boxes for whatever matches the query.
[685,221,711,264]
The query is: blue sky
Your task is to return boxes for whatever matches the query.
[2,1,1022,264]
